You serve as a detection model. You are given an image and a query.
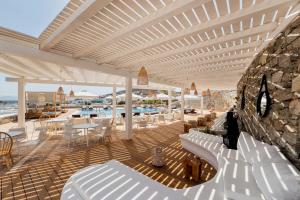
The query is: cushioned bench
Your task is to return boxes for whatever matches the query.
[180,130,300,200]
[210,113,227,135]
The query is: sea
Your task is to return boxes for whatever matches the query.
[0,100,18,118]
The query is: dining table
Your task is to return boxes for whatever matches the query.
[47,118,68,135]
[72,123,98,146]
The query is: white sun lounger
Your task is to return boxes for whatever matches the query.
[61,160,185,200]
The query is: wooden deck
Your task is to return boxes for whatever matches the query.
[0,121,216,200]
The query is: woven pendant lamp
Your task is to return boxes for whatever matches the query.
[194,89,198,96]
[57,86,64,95]
[191,82,196,90]
[69,89,75,97]
[137,66,149,85]
[57,67,64,95]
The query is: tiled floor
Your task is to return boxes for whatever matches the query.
[0,121,216,200]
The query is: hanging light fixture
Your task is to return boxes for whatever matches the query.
[191,82,196,90]
[57,86,64,95]
[57,67,64,95]
[194,89,198,96]
[137,66,149,85]
[69,89,75,97]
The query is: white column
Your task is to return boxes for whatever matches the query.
[180,88,185,121]
[112,85,117,127]
[200,95,204,115]
[168,88,172,114]
[18,78,26,128]
[125,74,133,139]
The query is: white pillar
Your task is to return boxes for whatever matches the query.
[112,85,117,127]
[180,88,185,121]
[168,88,172,114]
[125,75,133,139]
[18,78,26,128]
[200,95,204,115]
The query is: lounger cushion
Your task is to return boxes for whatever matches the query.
[187,130,223,143]
[180,133,224,155]
[252,161,300,200]
[62,160,184,200]
[237,132,271,164]
[252,145,287,164]
[222,158,265,200]
[220,148,245,162]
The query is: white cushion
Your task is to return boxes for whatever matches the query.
[237,132,270,164]
[222,158,265,200]
[186,130,223,143]
[253,161,300,200]
[181,134,224,155]
[220,148,245,162]
[252,145,287,164]
[62,160,183,200]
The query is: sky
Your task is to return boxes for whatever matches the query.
[0,0,121,99]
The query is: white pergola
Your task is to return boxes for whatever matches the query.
[0,0,299,139]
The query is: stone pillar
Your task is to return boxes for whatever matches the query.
[125,74,133,139]
[112,85,117,127]
[18,78,26,128]
[168,88,172,114]
[181,88,185,121]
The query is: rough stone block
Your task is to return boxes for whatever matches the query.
[292,75,300,92]
[273,90,293,101]
[278,55,291,69]
[289,99,300,115]
[271,71,283,83]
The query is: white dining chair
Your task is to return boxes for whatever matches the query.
[63,122,83,148]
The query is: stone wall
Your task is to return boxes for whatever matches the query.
[237,16,300,169]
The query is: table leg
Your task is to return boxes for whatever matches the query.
[55,123,58,135]
[86,129,89,146]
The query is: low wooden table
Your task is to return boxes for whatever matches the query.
[184,123,192,133]
[183,155,202,182]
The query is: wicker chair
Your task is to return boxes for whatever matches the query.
[0,132,13,169]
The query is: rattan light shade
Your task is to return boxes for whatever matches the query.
[57,86,64,95]
[69,90,75,97]
[137,66,149,85]
[194,89,198,96]
[191,82,196,90]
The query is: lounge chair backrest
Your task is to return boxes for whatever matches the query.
[0,132,13,157]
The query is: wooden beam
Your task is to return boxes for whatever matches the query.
[123,23,276,67]
[0,64,22,77]
[149,52,252,76]
[100,0,294,63]
[40,0,113,50]
[5,77,176,90]
[147,41,260,71]
[2,55,55,79]
[73,0,211,58]
[0,38,129,76]
[154,60,248,76]
[28,59,61,78]
[0,57,39,78]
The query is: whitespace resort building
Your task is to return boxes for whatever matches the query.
[0,0,300,200]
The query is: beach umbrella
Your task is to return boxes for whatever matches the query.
[116,93,143,101]
[156,93,169,100]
